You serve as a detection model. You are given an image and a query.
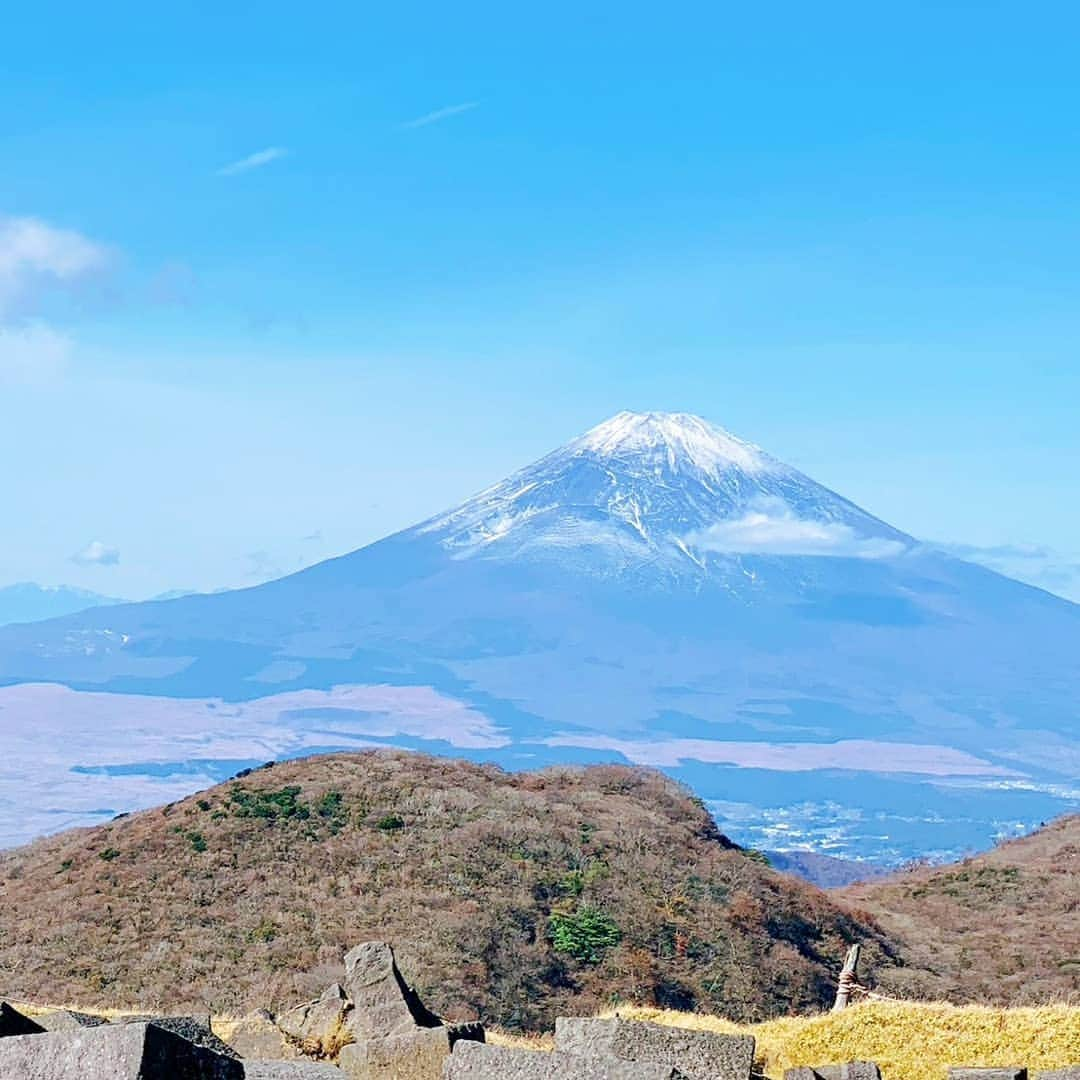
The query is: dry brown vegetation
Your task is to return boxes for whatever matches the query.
[844,814,1080,1004]
[606,1001,1080,1080]
[0,751,896,1030]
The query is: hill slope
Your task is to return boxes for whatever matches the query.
[0,412,1077,857]
[842,815,1080,1003]
[764,851,887,889]
[0,752,897,1030]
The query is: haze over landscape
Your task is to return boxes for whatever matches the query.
[1,412,1076,860]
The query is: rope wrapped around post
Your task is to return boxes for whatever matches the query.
[833,944,861,1011]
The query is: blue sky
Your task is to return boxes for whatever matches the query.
[2,2,1079,599]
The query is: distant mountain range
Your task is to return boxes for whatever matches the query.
[0,584,205,628]
[0,583,123,627]
[1,412,1077,856]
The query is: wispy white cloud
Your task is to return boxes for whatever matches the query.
[401,102,479,129]
[217,147,289,177]
[0,216,110,317]
[686,497,908,559]
[71,540,121,567]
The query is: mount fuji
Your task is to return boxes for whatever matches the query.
[1,412,1077,857]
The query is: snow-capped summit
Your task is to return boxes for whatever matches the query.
[570,411,780,477]
[415,411,909,579]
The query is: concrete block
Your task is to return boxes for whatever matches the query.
[338,1025,451,1080]
[343,943,443,1041]
[555,1018,754,1080]
[34,1009,110,1031]
[243,1063,346,1078]
[443,1040,688,1078]
[278,985,352,1058]
[0,1020,243,1078]
[948,1071,1027,1080]
[0,1000,45,1037]
[219,1009,301,1061]
[784,1065,882,1080]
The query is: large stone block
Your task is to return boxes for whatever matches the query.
[220,1009,301,1061]
[784,1066,882,1080]
[0,1020,243,1079]
[34,1008,110,1031]
[443,1040,689,1079]
[338,1025,451,1080]
[244,1063,346,1078]
[0,1000,45,1037]
[343,942,443,1041]
[1036,1071,1080,1080]
[120,1014,240,1059]
[555,1018,754,1080]
[278,984,353,1058]
[948,1071,1028,1080]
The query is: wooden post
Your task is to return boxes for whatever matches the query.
[833,943,861,1011]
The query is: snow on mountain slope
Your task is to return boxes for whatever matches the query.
[414,411,910,579]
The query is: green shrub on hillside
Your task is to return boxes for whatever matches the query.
[229,784,310,821]
[549,905,622,963]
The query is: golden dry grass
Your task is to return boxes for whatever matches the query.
[601,1001,1080,1080]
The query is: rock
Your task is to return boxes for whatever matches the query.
[126,1011,214,1031]
[948,1071,1028,1080]
[442,1041,689,1079]
[447,1022,486,1048]
[554,1018,754,1080]
[243,1063,346,1078]
[1036,1072,1080,1080]
[34,1009,110,1031]
[220,1009,301,1061]
[0,1020,242,1078]
[122,1014,240,1059]
[277,984,352,1059]
[342,942,442,1040]
[785,1067,882,1080]
[338,1025,450,1080]
[0,1000,46,1037]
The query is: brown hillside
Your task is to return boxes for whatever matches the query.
[0,752,897,1030]
[842,814,1080,1004]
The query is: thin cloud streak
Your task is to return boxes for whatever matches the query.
[401,102,479,129]
[217,147,289,177]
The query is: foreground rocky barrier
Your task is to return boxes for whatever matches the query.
[2,942,1077,1079]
